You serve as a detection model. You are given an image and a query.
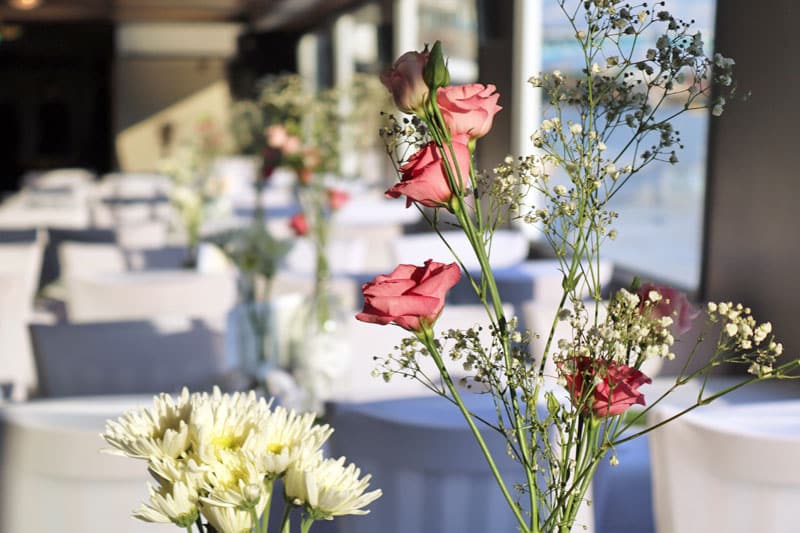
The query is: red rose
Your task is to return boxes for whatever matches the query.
[355,260,462,332]
[327,188,350,210]
[380,50,430,114]
[261,146,282,181]
[564,357,652,417]
[637,283,700,335]
[289,213,309,236]
[437,84,501,140]
[385,138,471,208]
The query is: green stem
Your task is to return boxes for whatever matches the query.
[261,481,273,533]
[418,326,531,533]
[279,502,292,533]
[301,514,315,533]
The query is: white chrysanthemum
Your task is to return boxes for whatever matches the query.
[246,406,333,478]
[102,389,192,460]
[200,449,269,513]
[201,504,257,533]
[285,455,382,519]
[147,455,205,487]
[133,481,199,528]
[190,388,271,463]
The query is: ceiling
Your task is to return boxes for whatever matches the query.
[0,0,367,26]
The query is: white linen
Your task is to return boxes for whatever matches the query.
[330,304,515,403]
[59,242,127,280]
[30,318,233,397]
[328,391,593,533]
[332,196,421,227]
[0,396,174,532]
[0,241,44,399]
[392,229,529,271]
[649,398,800,533]
[64,270,237,322]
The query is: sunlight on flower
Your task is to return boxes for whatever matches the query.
[285,454,383,519]
[133,481,199,528]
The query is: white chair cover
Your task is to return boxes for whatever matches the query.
[0,240,44,302]
[327,393,529,533]
[392,229,529,271]
[59,242,127,281]
[330,223,402,272]
[0,241,44,399]
[64,270,236,323]
[30,318,234,397]
[649,400,800,533]
[328,391,593,533]
[330,304,514,403]
[0,396,174,532]
[114,220,169,249]
[283,237,368,276]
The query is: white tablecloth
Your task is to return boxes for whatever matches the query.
[0,396,174,533]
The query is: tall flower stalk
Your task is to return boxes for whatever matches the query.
[358,4,798,532]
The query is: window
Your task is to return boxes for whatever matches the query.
[541,1,718,290]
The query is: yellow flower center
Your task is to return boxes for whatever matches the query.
[211,432,244,451]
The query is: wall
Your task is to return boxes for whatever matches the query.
[112,22,242,161]
[702,0,800,359]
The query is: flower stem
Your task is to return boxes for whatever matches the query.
[418,326,531,533]
[301,514,315,533]
[279,501,292,533]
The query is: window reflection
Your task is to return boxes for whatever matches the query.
[542,1,717,290]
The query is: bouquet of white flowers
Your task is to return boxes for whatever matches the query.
[103,388,381,533]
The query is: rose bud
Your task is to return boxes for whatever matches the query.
[380,48,430,114]
[564,357,652,417]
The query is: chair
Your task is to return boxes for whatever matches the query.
[392,229,529,271]
[330,304,514,403]
[0,240,45,303]
[649,400,800,533]
[0,275,38,400]
[63,270,237,323]
[29,318,238,397]
[327,394,530,533]
[327,392,594,533]
[0,228,39,243]
[283,237,368,276]
[59,242,127,280]
[0,397,175,532]
[0,241,45,399]
[114,219,170,249]
[39,227,117,290]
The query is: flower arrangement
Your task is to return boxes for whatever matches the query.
[103,388,381,533]
[232,74,358,330]
[160,117,231,267]
[204,222,291,379]
[357,3,798,532]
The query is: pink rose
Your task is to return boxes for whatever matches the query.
[385,138,471,208]
[266,124,288,148]
[327,188,350,210]
[266,124,301,155]
[356,260,462,332]
[289,213,309,236]
[380,50,430,114]
[564,357,652,417]
[437,84,501,140]
[637,283,700,335]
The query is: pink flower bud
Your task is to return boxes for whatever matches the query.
[380,50,430,114]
